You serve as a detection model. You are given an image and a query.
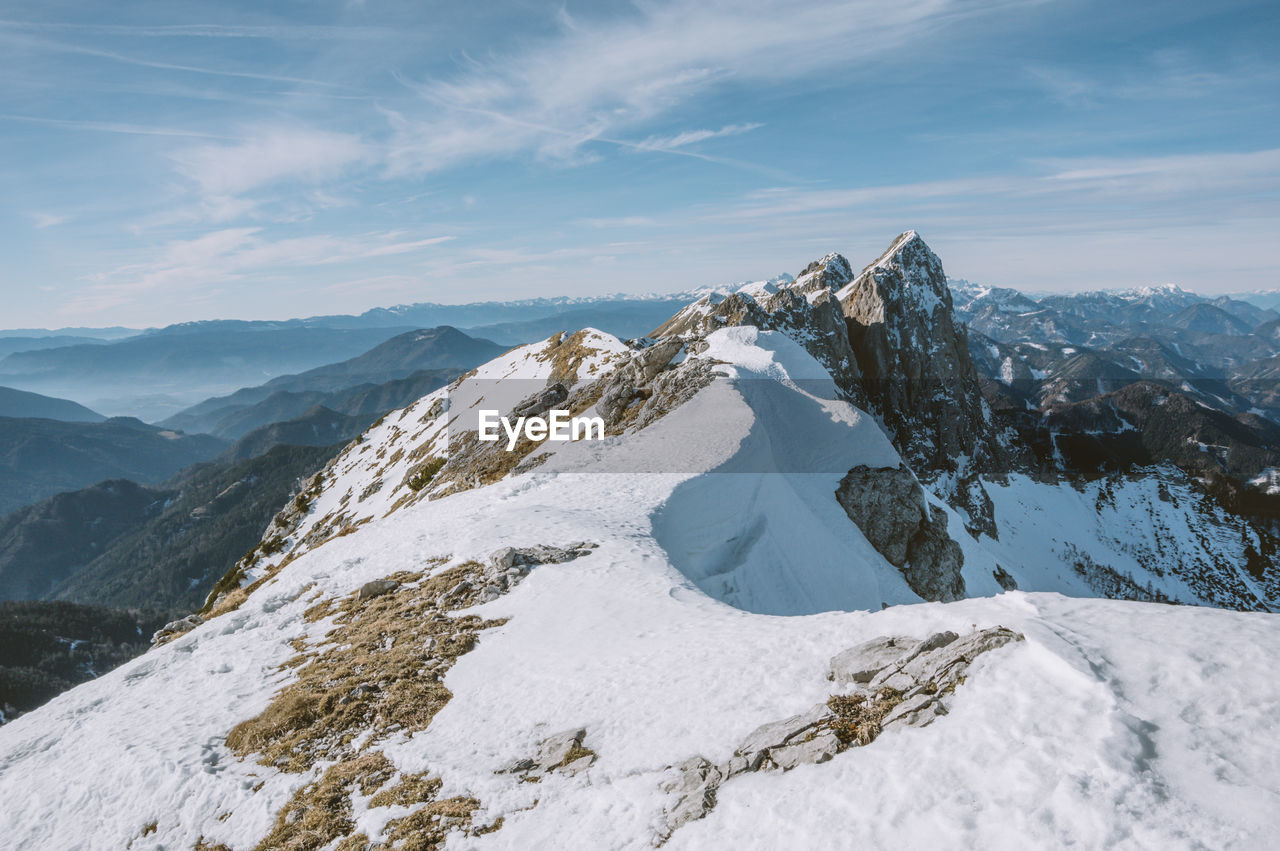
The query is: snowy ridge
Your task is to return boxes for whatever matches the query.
[1,236,1278,849]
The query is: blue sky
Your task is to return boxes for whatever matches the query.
[1,0,1277,327]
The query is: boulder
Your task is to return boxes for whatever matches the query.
[533,728,586,772]
[151,614,204,646]
[828,635,921,684]
[634,339,683,382]
[661,757,723,834]
[834,465,927,567]
[835,466,966,602]
[357,579,400,601]
[510,382,569,420]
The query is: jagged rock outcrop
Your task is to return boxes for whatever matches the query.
[791,252,855,296]
[836,231,1016,537]
[833,465,965,601]
[151,613,204,646]
[658,626,1023,839]
[498,727,597,779]
[651,276,865,407]
[510,382,569,419]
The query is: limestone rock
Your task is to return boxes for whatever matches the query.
[533,728,585,771]
[510,382,569,420]
[834,466,966,602]
[828,635,922,684]
[881,693,948,729]
[357,579,400,601]
[151,614,204,646]
[661,757,723,835]
[633,339,683,382]
[768,730,840,769]
[736,702,830,757]
[833,465,927,567]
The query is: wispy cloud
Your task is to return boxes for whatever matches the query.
[27,212,68,228]
[68,228,454,315]
[163,127,372,223]
[0,29,349,87]
[716,148,1280,220]
[386,0,1022,174]
[1027,49,1280,106]
[171,127,371,197]
[636,123,763,151]
[580,216,660,228]
[0,113,232,139]
[0,19,398,41]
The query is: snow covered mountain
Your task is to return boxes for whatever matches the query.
[1,234,1277,849]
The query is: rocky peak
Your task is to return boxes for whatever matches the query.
[837,230,950,326]
[837,231,1016,537]
[792,253,854,296]
[650,283,865,406]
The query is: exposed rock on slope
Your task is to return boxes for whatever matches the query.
[659,626,1023,839]
[834,465,965,601]
[651,270,865,406]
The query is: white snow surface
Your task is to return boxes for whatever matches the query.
[1,326,1277,849]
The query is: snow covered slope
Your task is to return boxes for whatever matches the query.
[2,240,1278,850]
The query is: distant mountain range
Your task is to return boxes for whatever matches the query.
[0,325,422,420]
[0,443,340,609]
[0,297,699,420]
[161,326,502,437]
[0,417,226,517]
[0,387,103,422]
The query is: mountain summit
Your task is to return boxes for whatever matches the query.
[1,234,1277,849]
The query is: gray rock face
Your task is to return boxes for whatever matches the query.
[881,692,947,727]
[498,727,597,779]
[656,625,1024,841]
[768,730,840,770]
[792,253,855,297]
[901,505,966,602]
[736,702,832,756]
[151,614,204,646]
[510,382,569,420]
[633,339,684,382]
[837,231,1016,537]
[661,757,723,835]
[993,565,1018,591]
[828,635,922,684]
[895,626,1021,686]
[834,465,966,602]
[595,351,716,432]
[489,542,597,571]
[649,279,866,407]
[357,579,400,601]
[833,465,926,567]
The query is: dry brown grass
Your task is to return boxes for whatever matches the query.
[540,330,599,383]
[367,771,441,808]
[192,839,232,851]
[825,687,904,747]
[226,562,502,773]
[224,557,517,848]
[254,752,395,850]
